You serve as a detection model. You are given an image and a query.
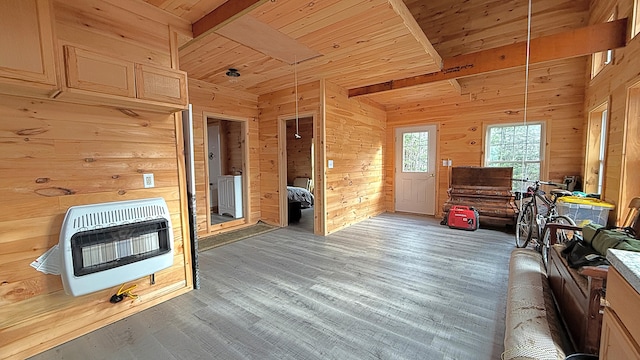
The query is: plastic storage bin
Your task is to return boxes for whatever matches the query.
[557,196,615,226]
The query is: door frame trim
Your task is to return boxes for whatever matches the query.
[393,124,440,216]
[203,111,250,234]
[278,111,319,231]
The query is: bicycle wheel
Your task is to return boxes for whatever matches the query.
[540,215,575,266]
[515,202,535,248]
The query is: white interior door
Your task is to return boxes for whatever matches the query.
[395,125,437,215]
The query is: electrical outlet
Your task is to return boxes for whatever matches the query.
[328,160,334,169]
[143,173,154,188]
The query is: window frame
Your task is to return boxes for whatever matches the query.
[401,130,431,173]
[483,121,547,187]
[591,11,617,79]
[584,102,610,195]
[633,0,640,38]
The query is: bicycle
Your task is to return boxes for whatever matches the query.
[513,179,576,265]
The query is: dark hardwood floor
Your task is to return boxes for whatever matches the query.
[31,213,514,360]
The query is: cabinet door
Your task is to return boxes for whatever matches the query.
[135,64,187,106]
[64,46,135,97]
[0,0,57,87]
[600,308,640,360]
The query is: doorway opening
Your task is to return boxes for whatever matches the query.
[282,116,315,232]
[206,117,247,228]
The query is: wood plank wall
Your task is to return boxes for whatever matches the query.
[286,117,313,184]
[388,0,590,217]
[0,2,194,358]
[585,0,640,222]
[324,81,387,234]
[258,81,321,226]
[188,78,260,236]
[224,121,244,175]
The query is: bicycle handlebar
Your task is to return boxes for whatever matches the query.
[511,178,565,188]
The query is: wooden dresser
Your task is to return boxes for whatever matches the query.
[443,167,517,226]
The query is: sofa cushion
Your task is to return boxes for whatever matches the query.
[503,249,569,360]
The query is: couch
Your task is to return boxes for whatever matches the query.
[504,248,571,360]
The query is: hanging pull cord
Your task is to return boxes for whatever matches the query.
[294,55,301,139]
[110,284,139,303]
[518,0,533,213]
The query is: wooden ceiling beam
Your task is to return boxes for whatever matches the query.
[387,0,461,93]
[348,18,628,97]
[191,0,269,40]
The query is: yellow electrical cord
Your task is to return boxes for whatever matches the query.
[116,283,138,300]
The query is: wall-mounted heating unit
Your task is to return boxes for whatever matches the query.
[59,197,173,296]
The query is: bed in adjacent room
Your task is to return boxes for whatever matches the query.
[287,185,314,208]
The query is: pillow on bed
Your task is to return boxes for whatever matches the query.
[293,177,311,191]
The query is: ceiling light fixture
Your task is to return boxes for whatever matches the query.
[226,68,240,77]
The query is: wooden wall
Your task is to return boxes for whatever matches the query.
[223,120,244,175]
[0,2,194,358]
[258,81,321,226]
[286,117,313,184]
[388,0,590,217]
[324,81,387,234]
[585,0,640,221]
[387,59,587,216]
[0,100,190,358]
[188,78,260,236]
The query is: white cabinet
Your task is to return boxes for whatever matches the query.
[217,175,243,218]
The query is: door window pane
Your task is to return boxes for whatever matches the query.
[402,131,429,172]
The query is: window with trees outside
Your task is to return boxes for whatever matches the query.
[485,123,544,190]
[402,131,429,172]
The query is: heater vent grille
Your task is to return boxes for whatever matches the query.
[59,197,174,296]
[71,204,167,230]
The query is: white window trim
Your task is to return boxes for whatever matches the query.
[633,0,640,38]
[483,121,547,181]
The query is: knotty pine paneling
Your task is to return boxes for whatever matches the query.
[54,0,173,68]
[406,0,590,59]
[258,81,321,226]
[324,81,387,234]
[585,0,640,222]
[0,2,194,359]
[0,95,190,359]
[188,79,259,236]
[387,58,587,217]
[286,117,313,184]
[223,120,243,175]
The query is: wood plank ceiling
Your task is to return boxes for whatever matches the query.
[143,0,454,107]
[145,0,594,107]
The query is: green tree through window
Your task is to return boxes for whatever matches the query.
[403,132,429,172]
[486,123,543,189]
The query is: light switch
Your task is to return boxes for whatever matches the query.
[143,173,155,188]
[328,160,334,169]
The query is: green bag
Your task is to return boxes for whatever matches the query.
[583,223,640,255]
